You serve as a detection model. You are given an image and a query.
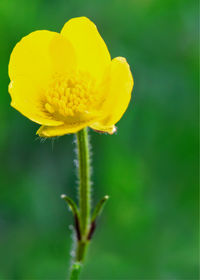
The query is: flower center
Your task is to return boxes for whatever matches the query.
[44,72,97,119]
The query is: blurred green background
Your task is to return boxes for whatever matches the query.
[0,0,198,279]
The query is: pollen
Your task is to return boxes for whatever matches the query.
[44,72,97,119]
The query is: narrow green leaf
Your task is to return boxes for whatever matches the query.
[61,194,79,216]
[91,195,109,222]
[61,194,81,240]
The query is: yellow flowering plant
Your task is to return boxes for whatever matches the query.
[8,17,133,279]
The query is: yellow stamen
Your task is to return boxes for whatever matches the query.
[44,72,97,118]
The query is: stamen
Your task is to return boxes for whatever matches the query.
[45,103,55,114]
[44,72,97,119]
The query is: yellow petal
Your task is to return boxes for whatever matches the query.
[9,78,63,126]
[49,33,76,75]
[61,17,111,81]
[8,30,77,126]
[37,118,96,137]
[90,124,117,134]
[9,30,56,84]
[9,30,76,85]
[90,57,133,131]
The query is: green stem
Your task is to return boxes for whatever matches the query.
[69,128,91,279]
[76,128,91,237]
[69,262,82,280]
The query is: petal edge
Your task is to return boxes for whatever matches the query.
[94,57,134,129]
[61,17,111,80]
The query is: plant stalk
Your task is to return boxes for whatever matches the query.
[69,128,91,279]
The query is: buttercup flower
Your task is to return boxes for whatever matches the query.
[8,17,133,137]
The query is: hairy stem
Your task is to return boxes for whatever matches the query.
[76,128,91,237]
[69,128,91,279]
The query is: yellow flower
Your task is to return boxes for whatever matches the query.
[8,17,133,137]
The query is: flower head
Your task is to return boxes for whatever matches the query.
[8,17,133,137]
